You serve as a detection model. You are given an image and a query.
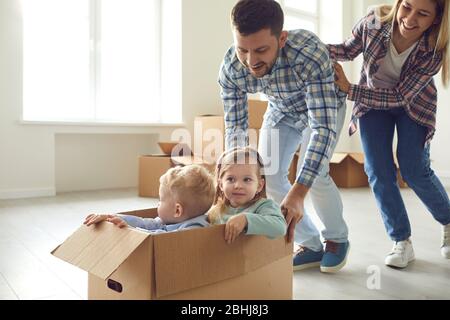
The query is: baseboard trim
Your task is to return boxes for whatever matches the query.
[0,188,56,200]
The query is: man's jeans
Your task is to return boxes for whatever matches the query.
[259,104,348,251]
[360,108,450,241]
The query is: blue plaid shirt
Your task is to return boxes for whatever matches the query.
[219,29,341,187]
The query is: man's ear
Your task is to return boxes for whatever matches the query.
[279,30,288,48]
[174,203,184,218]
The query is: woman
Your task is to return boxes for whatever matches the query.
[329,0,450,268]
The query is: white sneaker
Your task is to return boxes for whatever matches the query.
[385,239,415,268]
[441,223,450,259]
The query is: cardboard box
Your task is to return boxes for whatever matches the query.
[330,152,408,188]
[139,155,173,197]
[157,142,192,156]
[397,170,408,188]
[51,208,293,300]
[194,100,267,159]
[193,115,225,161]
[288,152,299,185]
[329,153,368,188]
[171,155,216,174]
[248,99,268,129]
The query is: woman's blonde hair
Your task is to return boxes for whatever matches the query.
[379,0,449,86]
[207,147,267,224]
[159,165,215,218]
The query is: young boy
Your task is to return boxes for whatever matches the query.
[84,165,215,233]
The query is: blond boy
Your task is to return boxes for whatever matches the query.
[84,165,215,233]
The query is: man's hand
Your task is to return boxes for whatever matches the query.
[334,62,350,93]
[224,214,248,244]
[281,183,309,243]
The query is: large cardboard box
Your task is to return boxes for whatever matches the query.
[329,153,368,188]
[194,100,267,160]
[248,99,268,129]
[194,115,225,161]
[171,155,216,174]
[139,153,216,198]
[51,208,293,300]
[329,152,407,188]
[288,152,299,185]
[139,155,173,197]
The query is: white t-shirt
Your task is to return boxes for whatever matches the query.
[371,39,418,89]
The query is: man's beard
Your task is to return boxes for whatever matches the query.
[242,47,279,78]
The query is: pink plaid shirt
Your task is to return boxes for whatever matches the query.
[328,10,443,144]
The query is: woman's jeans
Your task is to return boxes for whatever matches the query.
[359,108,450,241]
[259,104,348,251]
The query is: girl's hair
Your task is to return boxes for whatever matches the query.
[208,147,267,224]
[159,165,215,218]
[379,0,449,86]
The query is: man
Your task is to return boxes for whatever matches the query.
[218,0,349,273]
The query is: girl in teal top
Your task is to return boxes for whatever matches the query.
[208,147,287,244]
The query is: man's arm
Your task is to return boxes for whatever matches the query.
[297,44,337,187]
[281,41,338,242]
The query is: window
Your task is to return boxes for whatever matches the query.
[22,0,181,124]
[278,0,319,33]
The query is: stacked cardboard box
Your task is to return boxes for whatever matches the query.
[193,115,225,162]
[51,207,293,300]
[139,144,213,198]
[193,99,267,157]
[139,100,270,198]
[139,155,173,198]
[329,152,408,188]
[247,99,267,149]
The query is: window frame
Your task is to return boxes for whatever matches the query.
[278,0,320,34]
[21,0,182,126]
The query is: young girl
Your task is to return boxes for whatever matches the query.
[329,0,450,268]
[208,147,287,244]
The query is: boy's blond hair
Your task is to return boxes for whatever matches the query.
[159,165,215,218]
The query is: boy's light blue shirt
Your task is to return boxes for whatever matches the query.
[221,198,287,239]
[120,214,209,234]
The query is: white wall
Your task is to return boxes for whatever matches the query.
[0,0,236,199]
[55,134,158,192]
[433,80,450,183]
[181,0,236,132]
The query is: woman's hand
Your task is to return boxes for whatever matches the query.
[224,214,248,244]
[334,62,351,93]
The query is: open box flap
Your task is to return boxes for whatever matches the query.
[51,222,150,280]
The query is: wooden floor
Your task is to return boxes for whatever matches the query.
[0,187,449,300]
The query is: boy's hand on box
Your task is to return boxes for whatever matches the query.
[225,214,247,244]
[84,214,114,226]
[106,216,129,228]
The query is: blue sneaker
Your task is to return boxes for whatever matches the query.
[320,240,350,273]
[293,246,324,271]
